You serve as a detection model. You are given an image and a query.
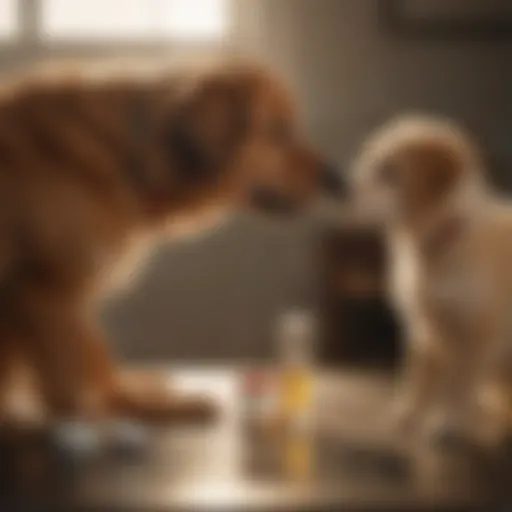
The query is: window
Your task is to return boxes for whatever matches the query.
[41,0,230,42]
[165,0,228,41]
[0,0,18,40]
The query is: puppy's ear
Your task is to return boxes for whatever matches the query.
[404,141,464,214]
[165,73,253,181]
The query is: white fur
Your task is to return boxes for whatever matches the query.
[354,115,512,448]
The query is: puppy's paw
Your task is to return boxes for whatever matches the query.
[476,388,511,450]
[424,413,478,454]
[430,425,469,452]
[474,414,509,452]
[388,399,419,436]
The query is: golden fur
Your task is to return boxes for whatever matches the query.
[353,115,512,447]
[0,60,334,425]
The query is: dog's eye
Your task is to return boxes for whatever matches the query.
[378,160,398,185]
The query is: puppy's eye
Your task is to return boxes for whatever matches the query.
[378,161,398,185]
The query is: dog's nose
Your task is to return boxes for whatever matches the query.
[320,163,347,198]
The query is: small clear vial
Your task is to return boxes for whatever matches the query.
[276,309,316,431]
[243,369,278,432]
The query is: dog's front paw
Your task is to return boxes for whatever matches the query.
[112,372,221,424]
[168,395,220,424]
[106,420,149,457]
[51,421,103,461]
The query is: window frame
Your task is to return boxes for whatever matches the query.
[0,0,234,56]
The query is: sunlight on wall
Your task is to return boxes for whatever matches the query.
[41,0,230,41]
[0,0,17,40]
[165,0,229,41]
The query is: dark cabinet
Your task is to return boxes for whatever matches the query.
[318,225,400,368]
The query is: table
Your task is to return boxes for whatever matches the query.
[1,368,511,511]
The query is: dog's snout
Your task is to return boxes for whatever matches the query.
[320,163,347,198]
[250,186,297,214]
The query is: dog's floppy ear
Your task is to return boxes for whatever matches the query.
[404,140,464,214]
[165,72,253,181]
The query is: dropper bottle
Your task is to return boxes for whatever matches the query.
[276,309,316,432]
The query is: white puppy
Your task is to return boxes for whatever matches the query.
[351,115,512,448]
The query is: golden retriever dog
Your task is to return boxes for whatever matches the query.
[0,60,344,431]
[351,115,512,448]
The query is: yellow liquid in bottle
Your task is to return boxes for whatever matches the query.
[277,310,316,430]
[281,366,313,420]
[284,431,314,480]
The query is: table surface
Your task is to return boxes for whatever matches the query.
[1,367,511,511]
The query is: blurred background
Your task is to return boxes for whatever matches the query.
[1,0,511,363]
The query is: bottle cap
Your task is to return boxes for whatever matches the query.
[277,309,316,363]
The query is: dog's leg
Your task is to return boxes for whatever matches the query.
[474,347,512,448]
[25,311,216,425]
[78,326,218,424]
[19,291,217,424]
[0,340,15,420]
[430,323,503,450]
[425,353,482,450]
[18,304,217,458]
[392,339,444,436]
[477,380,511,448]
[20,307,102,419]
